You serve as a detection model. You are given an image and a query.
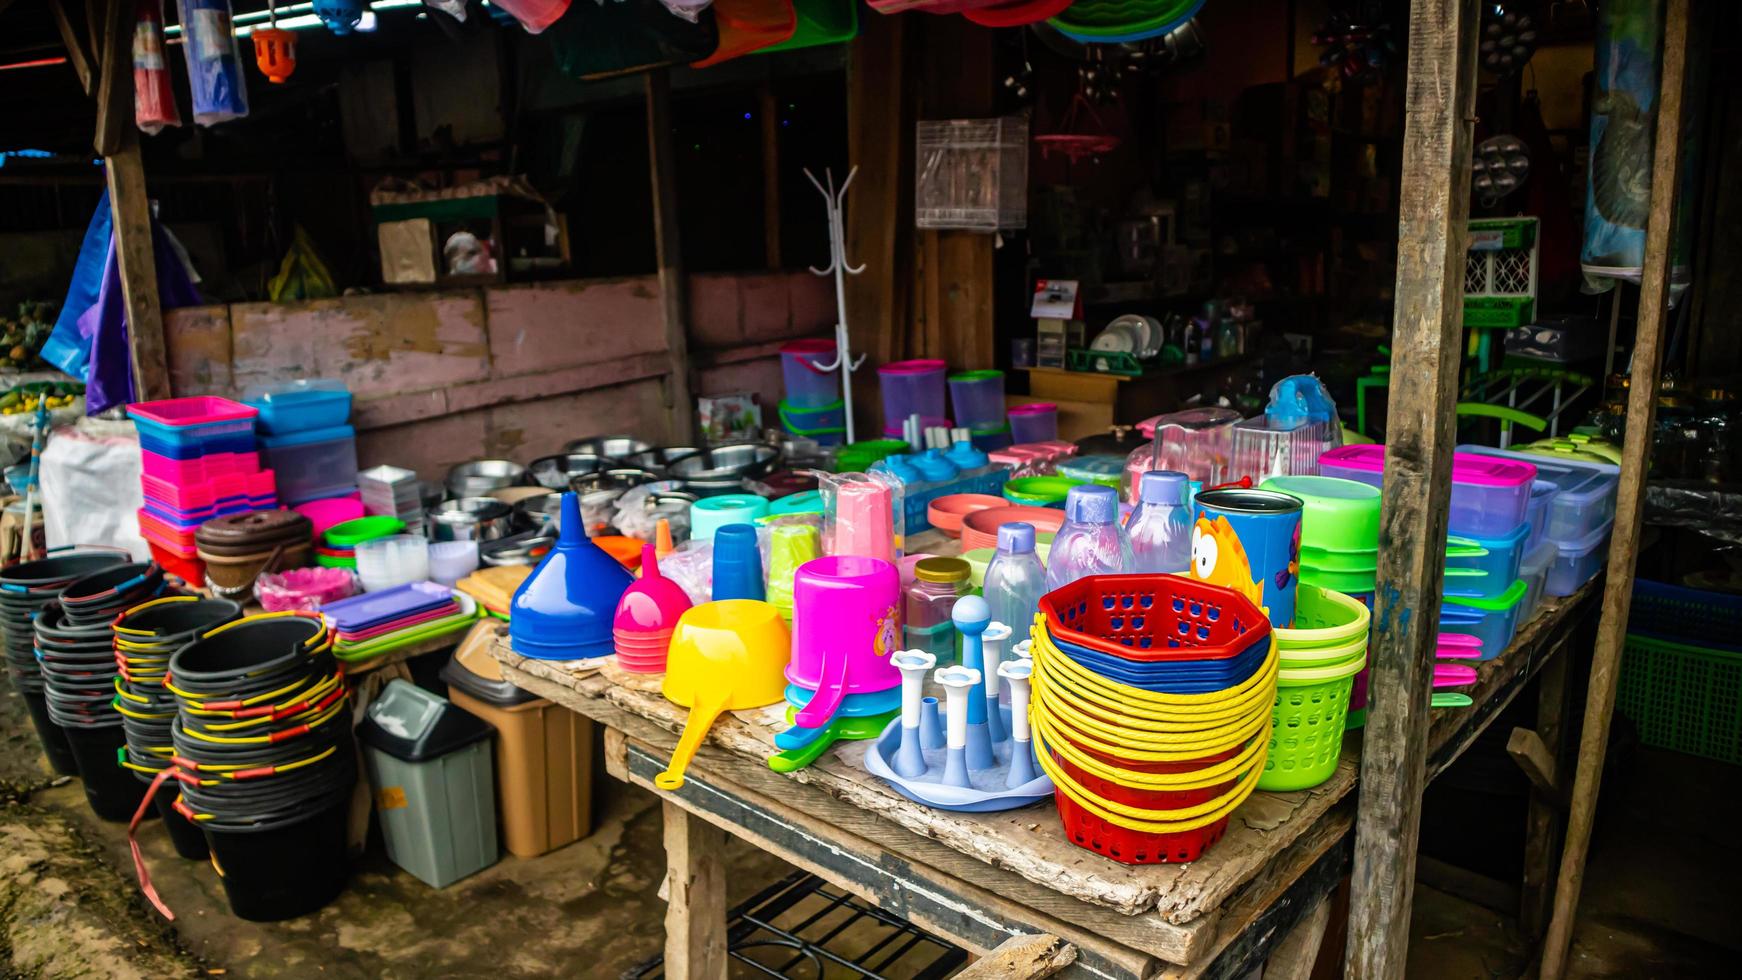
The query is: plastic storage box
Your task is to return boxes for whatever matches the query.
[1228,416,1336,485]
[243,379,352,435]
[1458,444,1618,547]
[358,680,499,888]
[879,359,948,429]
[1546,519,1612,596]
[1151,407,1241,485]
[1518,539,1556,624]
[1007,403,1058,444]
[1444,522,1530,600]
[1617,580,1742,764]
[141,450,259,485]
[780,339,839,410]
[1319,444,1536,538]
[1438,579,1527,659]
[260,425,359,505]
[441,632,594,858]
[947,370,1006,430]
[1524,480,1555,551]
[127,397,258,454]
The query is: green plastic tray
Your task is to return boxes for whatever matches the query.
[333,604,482,663]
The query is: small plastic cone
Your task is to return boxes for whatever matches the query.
[656,519,674,560]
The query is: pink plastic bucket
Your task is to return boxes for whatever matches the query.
[787,556,901,727]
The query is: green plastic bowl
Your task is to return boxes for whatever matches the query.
[1003,476,1077,507]
[1299,565,1376,596]
[323,516,407,549]
[1261,475,1381,553]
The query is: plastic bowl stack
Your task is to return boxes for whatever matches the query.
[113,596,243,859]
[354,534,431,592]
[1031,574,1275,865]
[318,515,406,569]
[0,549,130,776]
[1261,475,1380,600]
[1262,585,1370,789]
[36,561,168,821]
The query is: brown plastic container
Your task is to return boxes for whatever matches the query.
[442,628,593,857]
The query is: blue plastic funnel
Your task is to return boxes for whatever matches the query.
[510,492,635,659]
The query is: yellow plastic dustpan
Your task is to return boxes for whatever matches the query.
[656,599,791,790]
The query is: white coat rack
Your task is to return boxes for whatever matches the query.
[804,166,867,444]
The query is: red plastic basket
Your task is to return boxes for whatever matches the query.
[1049,738,1241,865]
[1039,574,1270,663]
[147,541,205,587]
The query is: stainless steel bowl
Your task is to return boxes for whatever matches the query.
[480,529,554,567]
[513,491,562,530]
[568,467,663,494]
[564,434,654,458]
[667,443,782,485]
[445,460,527,498]
[429,496,514,542]
[624,447,702,472]
[527,453,619,490]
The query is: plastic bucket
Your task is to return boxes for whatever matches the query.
[1259,659,1362,791]
[203,794,350,921]
[1008,403,1059,444]
[780,340,840,409]
[65,724,154,822]
[1047,738,1242,865]
[947,370,1006,430]
[154,783,210,860]
[20,687,79,776]
[878,359,947,429]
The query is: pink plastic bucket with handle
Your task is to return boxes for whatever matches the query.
[788,556,901,727]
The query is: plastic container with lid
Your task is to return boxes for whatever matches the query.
[1318,444,1536,538]
[879,359,948,430]
[1546,519,1612,597]
[1228,416,1335,485]
[260,424,359,505]
[1007,403,1058,444]
[1458,444,1619,547]
[1517,539,1556,624]
[242,379,352,435]
[1150,407,1241,485]
[947,370,1006,430]
[1522,480,1555,551]
[1259,475,1380,554]
[1438,579,1527,659]
[442,627,594,858]
[904,557,972,663]
[1444,522,1530,600]
[358,679,499,888]
[780,339,840,409]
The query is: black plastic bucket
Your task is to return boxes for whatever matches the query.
[152,783,209,860]
[205,795,350,921]
[63,724,154,822]
[20,688,79,776]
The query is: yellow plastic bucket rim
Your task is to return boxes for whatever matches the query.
[1037,735,1268,834]
[1032,633,1281,728]
[1033,682,1274,760]
[1032,617,1280,711]
[1273,585,1370,647]
[1034,712,1267,789]
[1033,663,1276,735]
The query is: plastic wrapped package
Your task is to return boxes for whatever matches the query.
[493,0,574,33]
[254,567,359,612]
[39,418,150,561]
[176,0,249,125]
[657,540,714,606]
[819,470,904,563]
[134,0,182,134]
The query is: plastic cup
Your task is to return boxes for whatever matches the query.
[832,480,895,563]
[767,525,821,621]
[711,525,766,602]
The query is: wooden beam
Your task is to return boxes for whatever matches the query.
[1344,2,1480,978]
[1262,896,1331,980]
[662,800,728,980]
[1539,1,1692,975]
[106,130,171,402]
[643,69,697,447]
[845,9,913,409]
[1520,643,1572,938]
[92,0,131,157]
[49,0,95,97]
[1506,727,1559,799]
[759,83,781,271]
[956,935,1076,980]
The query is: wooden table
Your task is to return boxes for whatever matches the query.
[488,543,1597,978]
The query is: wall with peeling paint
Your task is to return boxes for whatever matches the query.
[164,271,835,478]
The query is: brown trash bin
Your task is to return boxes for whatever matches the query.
[442,624,594,858]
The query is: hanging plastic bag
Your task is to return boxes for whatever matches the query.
[659,0,714,24]
[492,0,574,33]
[175,0,249,125]
[134,0,181,134]
[267,227,338,301]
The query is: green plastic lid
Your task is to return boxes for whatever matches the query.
[323,516,406,548]
[947,369,1004,382]
[1261,476,1381,552]
[1442,578,1527,611]
[1004,476,1077,503]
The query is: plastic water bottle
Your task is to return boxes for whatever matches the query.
[1045,485,1134,592]
[983,522,1048,635]
[1125,470,1192,574]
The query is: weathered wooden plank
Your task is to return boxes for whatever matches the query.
[1346,1,1481,976]
[957,935,1076,980]
[1521,643,1571,938]
[1260,896,1332,980]
[1539,2,1693,976]
[644,69,696,447]
[50,0,94,97]
[92,0,130,157]
[1506,728,1559,799]
[105,133,171,402]
[662,800,729,980]
[482,278,665,376]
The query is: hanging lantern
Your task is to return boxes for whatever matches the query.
[253,27,296,83]
[312,0,366,35]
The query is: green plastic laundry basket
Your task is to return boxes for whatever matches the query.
[1616,633,1742,765]
[1260,657,1363,791]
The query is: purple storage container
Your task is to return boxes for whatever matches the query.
[780,339,839,410]
[879,359,947,430]
[1007,403,1058,444]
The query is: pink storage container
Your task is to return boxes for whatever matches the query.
[127,395,256,427]
[1317,444,1537,538]
[141,469,277,512]
[294,496,365,536]
[140,450,260,485]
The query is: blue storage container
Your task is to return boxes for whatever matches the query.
[261,425,359,505]
[135,422,257,458]
[1444,522,1530,599]
[1546,519,1611,597]
[1459,444,1619,547]
[244,380,353,435]
[1438,579,1527,660]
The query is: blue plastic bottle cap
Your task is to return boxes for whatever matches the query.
[1064,484,1119,524]
[1140,470,1189,505]
[997,522,1037,554]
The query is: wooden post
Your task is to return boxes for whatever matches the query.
[1343,2,1479,978]
[91,0,130,157]
[644,69,697,446]
[1518,648,1571,938]
[759,83,782,271]
[662,800,728,980]
[106,133,171,402]
[49,0,95,97]
[1538,2,1691,975]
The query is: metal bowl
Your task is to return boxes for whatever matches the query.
[568,467,663,494]
[624,448,702,473]
[527,453,619,490]
[563,434,655,458]
[446,460,526,498]
[480,529,555,567]
[513,491,562,530]
[429,496,514,542]
[667,443,782,486]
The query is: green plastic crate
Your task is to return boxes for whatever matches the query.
[1065,348,1145,376]
[1616,633,1742,765]
[1464,295,1535,329]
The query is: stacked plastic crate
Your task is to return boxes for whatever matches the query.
[128,397,278,584]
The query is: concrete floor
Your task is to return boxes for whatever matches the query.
[2,674,1736,979]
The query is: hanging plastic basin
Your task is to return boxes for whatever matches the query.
[779,339,841,409]
[760,0,858,53]
[1260,654,1364,792]
[1049,0,1205,37]
[964,0,1073,28]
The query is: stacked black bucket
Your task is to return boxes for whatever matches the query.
[0,549,132,777]
[113,596,242,859]
[165,612,354,921]
[36,562,169,820]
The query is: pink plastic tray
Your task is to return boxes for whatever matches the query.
[141,469,277,512]
[141,451,260,485]
[127,396,257,428]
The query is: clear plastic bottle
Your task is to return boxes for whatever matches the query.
[1124,470,1192,573]
[983,522,1048,636]
[1045,485,1134,592]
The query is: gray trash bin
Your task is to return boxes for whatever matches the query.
[359,679,498,888]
